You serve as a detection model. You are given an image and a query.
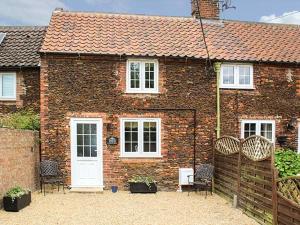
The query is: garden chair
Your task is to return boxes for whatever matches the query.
[40,160,65,196]
[187,164,214,197]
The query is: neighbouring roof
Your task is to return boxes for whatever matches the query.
[41,11,300,64]
[0,26,46,67]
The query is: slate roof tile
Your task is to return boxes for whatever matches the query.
[0,26,46,67]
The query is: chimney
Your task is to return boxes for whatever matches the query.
[191,0,220,19]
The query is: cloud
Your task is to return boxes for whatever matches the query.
[84,0,130,12]
[0,0,67,25]
[260,11,300,25]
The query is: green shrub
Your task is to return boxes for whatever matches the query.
[128,175,156,187]
[275,148,300,177]
[0,109,39,131]
[5,186,30,202]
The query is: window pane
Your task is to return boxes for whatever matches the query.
[222,66,234,84]
[239,66,251,85]
[84,146,90,157]
[91,124,96,134]
[84,135,90,145]
[91,146,97,157]
[77,135,83,145]
[77,146,83,157]
[91,135,97,145]
[261,123,273,141]
[150,143,157,152]
[84,124,90,134]
[144,143,150,152]
[77,124,83,134]
[244,123,256,138]
[2,75,14,97]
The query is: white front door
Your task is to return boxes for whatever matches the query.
[71,118,103,188]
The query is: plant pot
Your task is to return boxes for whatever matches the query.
[3,191,31,212]
[129,182,157,193]
[111,186,118,193]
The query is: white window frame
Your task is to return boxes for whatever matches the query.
[126,59,159,93]
[220,64,254,89]
[241,120,276,143]
[0,72,17,100]
[120,118,161,158]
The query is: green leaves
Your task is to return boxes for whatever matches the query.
[0,109,39,131]
[128,175,156,187]
[275,149,300,178]
[5,186,29,202]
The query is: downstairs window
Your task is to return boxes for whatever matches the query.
[0,72,16,100]
[241,120,275,143]
[120,118,161,157]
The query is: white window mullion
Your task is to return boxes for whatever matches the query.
[138,120,143,155]
[256,121,261,136]
[141,62,145,92]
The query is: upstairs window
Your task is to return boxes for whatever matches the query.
[220,64,254,89]
[241,120,275,143]
[126,59,159,93]
[0,72,16,100]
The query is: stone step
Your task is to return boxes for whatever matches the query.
[69,187,104,193]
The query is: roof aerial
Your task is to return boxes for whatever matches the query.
[0,33,6,44]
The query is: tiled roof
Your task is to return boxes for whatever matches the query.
[41,11,300,64]
[0,26,46,67]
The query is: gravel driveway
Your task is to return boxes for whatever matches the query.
[0,191,258,225]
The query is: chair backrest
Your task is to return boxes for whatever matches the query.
[195,164,214,180]
[40,160,59,177]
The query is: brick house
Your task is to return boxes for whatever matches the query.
[39,0,300,191]
[0,26,46,114]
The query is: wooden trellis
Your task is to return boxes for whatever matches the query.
[214,135,300,225]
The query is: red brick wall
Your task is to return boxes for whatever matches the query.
[0,128,40,207]
[220,64,300,150]
[0,68,40,114]
[191,0,219,19]
[40,54,216,191]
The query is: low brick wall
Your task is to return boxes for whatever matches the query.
[0,128,40,207]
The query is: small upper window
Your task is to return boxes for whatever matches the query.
[220,64,253,89]
[241,120,275,143]
[0,72,16,100]
[126,59,159,93]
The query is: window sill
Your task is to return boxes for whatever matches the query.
[119,155,163,159]
[125,91,160,94]
[0,98,17,101]
[220,86,255,90]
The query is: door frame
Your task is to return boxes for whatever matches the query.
[70,118,104,188]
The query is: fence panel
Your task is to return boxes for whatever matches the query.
[214,136,240,200]
[276,177,300,225]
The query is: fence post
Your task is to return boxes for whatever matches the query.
[236,139,242,207]
[271,146,278,225]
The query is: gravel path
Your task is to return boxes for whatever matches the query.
[0,191,258,225]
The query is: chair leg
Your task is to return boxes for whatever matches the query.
[40,181,43,193]
[63,181,65,194]
[44,183,46,196]
[58,182,60,192]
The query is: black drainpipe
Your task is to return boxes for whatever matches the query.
[137,108,197,173]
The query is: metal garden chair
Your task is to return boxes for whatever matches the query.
[40,160,65,196]
[188,164,214,197]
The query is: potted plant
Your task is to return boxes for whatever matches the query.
[128,176,157,193]
[3,186,31,212]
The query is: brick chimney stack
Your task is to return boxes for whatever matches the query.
[191,0,220,20]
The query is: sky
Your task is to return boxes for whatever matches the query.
[0,0,299,26]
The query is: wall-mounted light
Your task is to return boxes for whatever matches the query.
[287,117,297,130]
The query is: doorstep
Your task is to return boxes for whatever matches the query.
[69,187,104,193]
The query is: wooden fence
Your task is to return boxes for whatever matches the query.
[214,136,300,225]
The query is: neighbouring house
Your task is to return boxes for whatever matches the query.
[0,26,46,114]
[39,0,300,191]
